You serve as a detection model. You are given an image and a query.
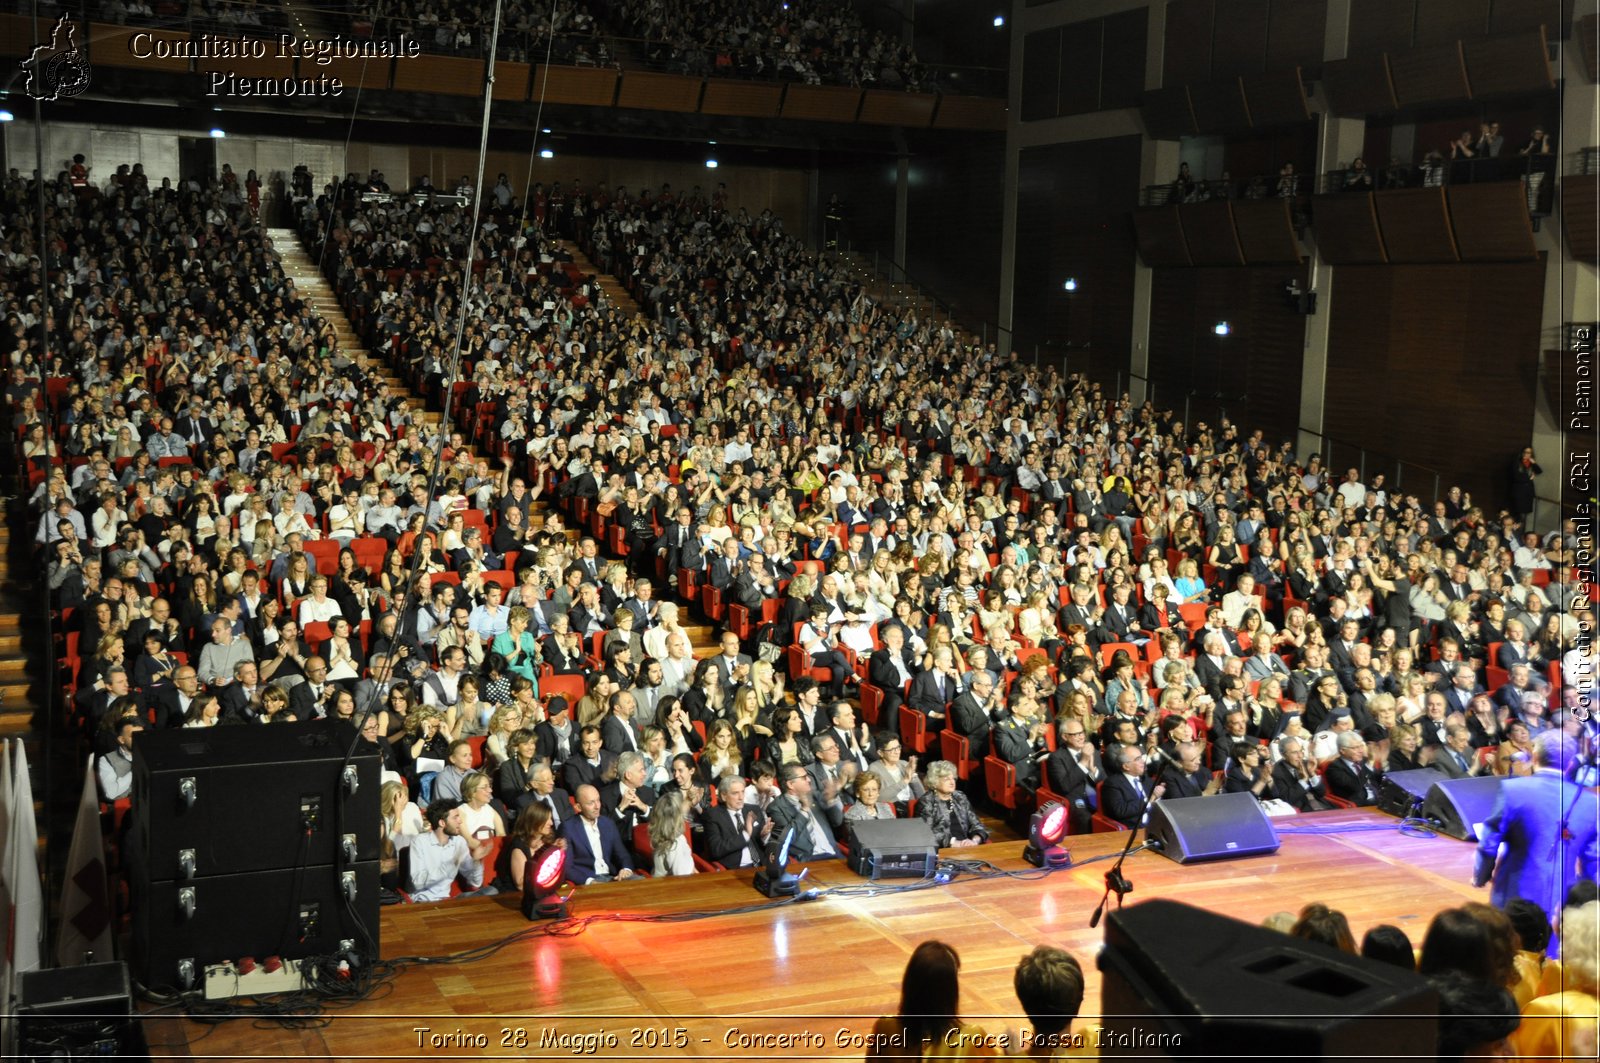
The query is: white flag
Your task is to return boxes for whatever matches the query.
[56,755,111,967]
[7,741,42,979]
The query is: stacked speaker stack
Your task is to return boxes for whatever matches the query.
[129,722,381,991]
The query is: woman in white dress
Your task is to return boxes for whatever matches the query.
[458,772,506,839]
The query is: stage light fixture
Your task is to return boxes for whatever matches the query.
[1213,321,1231,337]
[540,149,555,159]
[210,128,226,139]
[754,825,808,897]
[521,844,571,919]
[1023,801,1072,868]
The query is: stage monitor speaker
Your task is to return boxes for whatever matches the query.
[1145,792,1280,864]
[1376,768,1448,819]
[132,861,380,991]
[133,720,381,879]
[1099,899,1437,1057]
[18,961,137,1060]
[1422,776,1506,840]
[846,817,938,879]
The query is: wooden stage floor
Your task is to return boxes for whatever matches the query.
[145,809,1480,1060]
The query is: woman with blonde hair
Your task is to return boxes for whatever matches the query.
[648,791,694,876]
[459,771,507,838]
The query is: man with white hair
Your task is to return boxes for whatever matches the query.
[1475,732,1600,915]
[1324,730,1378,805]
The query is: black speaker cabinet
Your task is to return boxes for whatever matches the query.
[1145,792,1280,864]
[132,862,380,990]
[133,721,381,878]
[1422,775,1506,840]
[1099,899,1438,1057]
[1376,768,1447,818]
[845,817,938,878]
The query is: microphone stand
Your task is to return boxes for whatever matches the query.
[1089,774,1161,929]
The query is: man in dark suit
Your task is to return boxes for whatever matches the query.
[1475,732,1600,915]
[948,670,999,765]
[1157,743,1219,800]
[706,538,742,592]
[1193,633,1231,701]
[1101,584,1145,645]
[288,657,337,721]
[1045,718,1104,835]
[867,624,918,717]
[1443,664,1481,716]
[655,507,696,581]
[1324,732,1380,805]
[765,763,843,862]
[991,697,1049,793]
[700,775,769,869]
[731,555,778,613]
[1101,744,1164,830]
[217,660,265,722]
[152,665,202,728]
[515,761,574,825]
[711,630,753,698]
[599,751,657,838]
[906,646,958,731]
[600,690,643,755]
[561,725,618,795]
[804,734,850,800]
[822,700,874,772]
[560,784,637,884]
[1432,725,1488,780]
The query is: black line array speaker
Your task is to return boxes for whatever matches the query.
[1099,899,1438,1057]
[1376,767,1448,819]
[1145,792,1280,864]
[1421,775,1506,840]
[129,721,381,990]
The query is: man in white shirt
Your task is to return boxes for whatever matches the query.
[407,799,491,901]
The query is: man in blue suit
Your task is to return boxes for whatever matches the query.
[560,784,636,885]
[1474,732,1600,915]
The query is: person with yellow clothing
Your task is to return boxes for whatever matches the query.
[865,941,997,1060]
[1508,901,1599,1062]
[1005,945,1100,1058]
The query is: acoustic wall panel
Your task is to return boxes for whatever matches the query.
[1234,199,1304,263]
[1181,201,1247,265]
[1322,55,1398,114]
[859,91,937,127]
[1462,29,1554,98]
[1388,42,1472,106]
[1134,206,1193,266]
[1374,187,1460,262]
[391,55,483,96]
[615,71,703,112]
[1242,67,1310,127]
[699,80,782,117]
[1313,193,1389,263]
[532,65,619,107]
[1446,183,1537,261]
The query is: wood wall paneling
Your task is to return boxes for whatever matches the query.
[1058,18,1103,117]
[491,61,530,102]
[932,95,1007,130]
[1414,0,1490,46]
[532,65,619,107]
[1347,0,1417,55]
[1100,8,1150,110]
[391,55,483,96]
[1234,198,1304,262]
[614,71,703,112]
[858,91,937,127]
[195,39,295,82]
[89,24,189,71]
[781,84,863,122]
[1321,55,1398,114]
[1488,0,1574,38]
[1140,86,1199,139]
[1134,206,1194,266]
[1312,193,1389,263]
[697,80,782,117]
[1210,0,1271,78]
[1445,182,1537,261]
[1387,42,1472,106]
[310,55,390,90]
[1190,77,1253,133]
[1266,0,1329,74]
[1148,266,1307,443]
[1164,0,1216,86]
[1582,14,1600,82]
[1324,261,1544,507]
[1461,29,1553,98]
[1242,67,1310,127]
[1374,186,1459,262]
[0,13,39,57]
[1021,27,1062,122]
[1561,176,1600,263]
[1180,201,1247,265]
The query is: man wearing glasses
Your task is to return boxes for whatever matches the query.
[1046,719,1105,835]
[1101,744,1165,830]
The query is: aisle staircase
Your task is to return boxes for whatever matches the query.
[557,240,641,319]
